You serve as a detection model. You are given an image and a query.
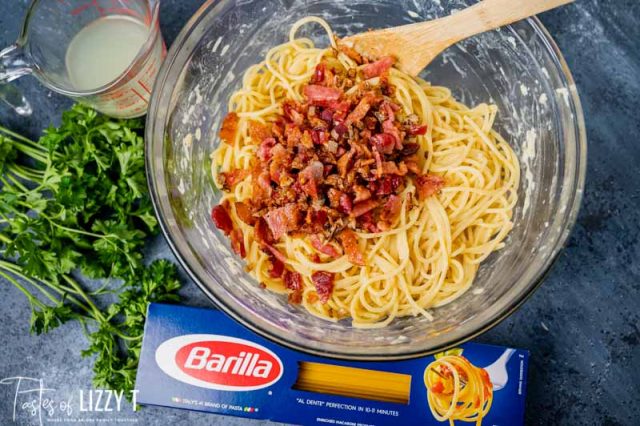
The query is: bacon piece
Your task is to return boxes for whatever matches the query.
[269,144,289,183]
[264,244,287,264]
[230,229,246,258]
[334,123,348,136]
[320,108,334,124]
[381,161,408,176]
[306,209,329,231]
[339,193,353,214]
[371,133,396,154]
[415,174,445,200]
[248,120,272,142]
[401,143,420,157]
[311,129,329,145]
[381,100,398,122]
[362,56,395,79]
[337,150,354,177]
[219,169,249,190]
[304,85,342,105]
[254,218,274,245]
[299,160,324,199]
[359,211,378,233]
[338,44,364,64]
[351,199,378,218]
[376,175,403,196]
[311,271,334,303]
[353,185,372,203]
[383,122,402,146]
[285,123,303,147]
[252,169,272,201]
[380,194,403,224]
[338,228,365,266]
[346,95,373,126]
[283,101,305,126]
[288,290,303,304]
[310,234,342,258]
[373,148,384,178]
[327,188,344,209]
[284,270,303,304]
[408,124,427,135]
[211,204,233,235]
[219,112,239,144]
[234,201,254,225]
[311,63,326,84]
[268,252,284,278]
[406,160,421,174]
[264,203,302,240]
[284,270,302,291]
[257,137,276,161]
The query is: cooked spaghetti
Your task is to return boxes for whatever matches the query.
[424,355,493,425]
[210,17,519,328]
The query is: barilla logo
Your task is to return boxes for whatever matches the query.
[155,334,283,391]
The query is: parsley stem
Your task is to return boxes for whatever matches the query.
[8,141,48,164]
[0,260,93,317]
[5,173,29,193]
[0,269,42,306]
[0,126,40,147]
[62,274,106,322]
[8,164,44,183]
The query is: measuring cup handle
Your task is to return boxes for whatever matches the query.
[0,44,33,116]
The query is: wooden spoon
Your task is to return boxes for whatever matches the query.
[342,0,574,76]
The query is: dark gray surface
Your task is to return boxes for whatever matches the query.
[0,1,638,425]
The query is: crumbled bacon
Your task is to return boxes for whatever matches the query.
[311,63,326,84]
[338,44,364,64]
[235,201,255,225]
[353,185,372,202]
[219,112,239,144]
[249,120,272,142]
[269,253,284,278]
[230,229,246,258]
[213,48,442,306]
[219,169,249,190]
[371,133,395,154]
[351,199,378,218]
[264,244,287,263]
[211,204,233,235]
[339,229,365,266]
[379,194,403,227]
[311,271,334,303]
[304,85,342,105]
[264,204,302,240]
[408,124,427,135]
[310,234,342,258]
[284,270,303,304]
[284,270,303,291]
[416,174,445,200]
[257,137,276,161]
[362,56,395,79]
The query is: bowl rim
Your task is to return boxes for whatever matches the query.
[145,0,587,360]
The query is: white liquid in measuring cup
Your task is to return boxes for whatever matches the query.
[66,15,148,91]
[64,14,164,118]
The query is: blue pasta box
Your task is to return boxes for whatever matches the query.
[136,303,529,425]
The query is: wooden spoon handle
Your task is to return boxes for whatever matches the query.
[442,0,573,44]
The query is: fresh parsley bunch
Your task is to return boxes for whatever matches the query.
[0,104,182,397]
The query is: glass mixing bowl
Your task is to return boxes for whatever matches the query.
[146,0,586,359]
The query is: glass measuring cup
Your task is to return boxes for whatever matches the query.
[0,0,166,118]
